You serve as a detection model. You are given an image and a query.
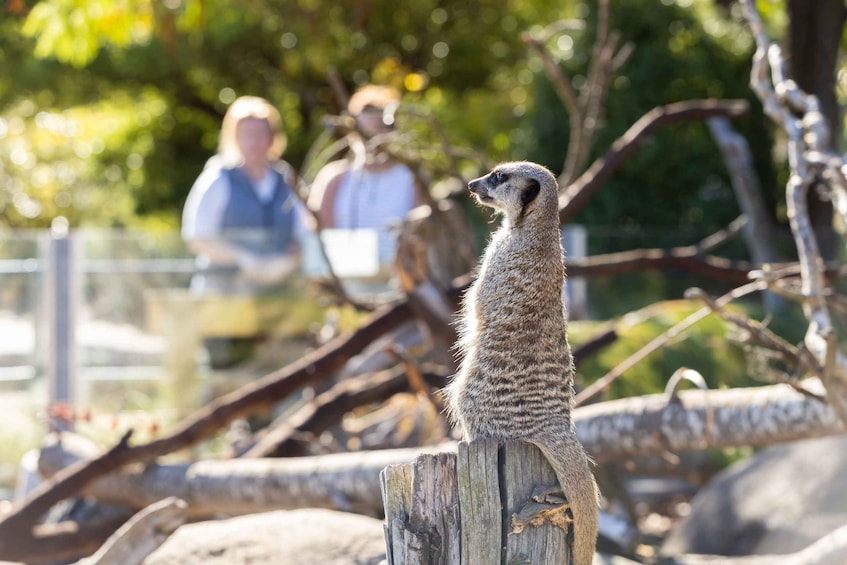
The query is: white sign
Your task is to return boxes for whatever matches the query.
[301,228,380,278]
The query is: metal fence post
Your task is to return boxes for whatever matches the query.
[43,230,79,428]
[563,225,588,319]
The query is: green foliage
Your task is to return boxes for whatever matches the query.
[523,0,780,252]
[0,0,791,237]
[571,299,764,399]
[2,0,570,228]
[23,0,155,68]
[0,92,173,227]
[0,386,44,492]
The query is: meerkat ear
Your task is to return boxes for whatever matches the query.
[521,179,541,207]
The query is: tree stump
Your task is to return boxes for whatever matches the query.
[381,439,572,564]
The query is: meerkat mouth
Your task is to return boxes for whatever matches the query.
[474,193,494,203]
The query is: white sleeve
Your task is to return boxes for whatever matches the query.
[181,169,230,240]
[291,197,314,246]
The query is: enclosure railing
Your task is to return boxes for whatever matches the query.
[0,230,196,410]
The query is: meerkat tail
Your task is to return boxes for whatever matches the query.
[534,437,599,565]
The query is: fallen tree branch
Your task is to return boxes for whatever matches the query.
[565,252,847,284]
[0,301,412,557]
[577,379,843,463]
[566,245,754,282]
[34,382,843,531]
[75,497,187,565]
[244,364,450,458]
[40,443,449,520]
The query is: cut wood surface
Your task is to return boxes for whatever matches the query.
[381,451,460,565]
[381,439,572,565]
[455,439,501,565]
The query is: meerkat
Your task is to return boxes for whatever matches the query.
[445,161,599,565]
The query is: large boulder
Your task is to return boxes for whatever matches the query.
[143,508,386,565]
[661,435,847,557]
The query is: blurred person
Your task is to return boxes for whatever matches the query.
[308,85,421,273]
[182,95,309,367]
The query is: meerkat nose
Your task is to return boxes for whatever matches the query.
[468,179,481,193]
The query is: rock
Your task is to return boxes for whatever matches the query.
[592,556,641,565]
[143,508,386,565]
[661,436,847,557]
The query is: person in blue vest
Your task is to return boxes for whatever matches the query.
[182,95,309,367]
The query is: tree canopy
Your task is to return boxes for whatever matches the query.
[0,0,792,236]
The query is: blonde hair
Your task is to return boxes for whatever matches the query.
[347,85,401,116]
[218,96,287,163]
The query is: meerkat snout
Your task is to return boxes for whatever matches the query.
[467,177,491,202]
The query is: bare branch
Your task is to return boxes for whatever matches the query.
[521,30,581,120]
[0,301,413,553]
[694,215,748,255]
[576,281,766,406]
[573,0,633,184]
[566,247,754,282]
[75,497,187,565]
[685,287,824,398]
[36,385,845,521]
[706,117,779,264]
[741,0,847,427]
[523,2,634,188]
[559,99,750,224]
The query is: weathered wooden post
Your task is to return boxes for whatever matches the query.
[381,439,572,564]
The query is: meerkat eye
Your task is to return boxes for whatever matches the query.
[492,171,506,183]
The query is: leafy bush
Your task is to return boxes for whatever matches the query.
[571,297,809,400]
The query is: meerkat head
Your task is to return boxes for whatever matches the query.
[468,161,559,225]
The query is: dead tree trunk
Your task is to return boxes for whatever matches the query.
[40,435,442,519]
[381,439,573,564]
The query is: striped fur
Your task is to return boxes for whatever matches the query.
[445,161,599,565]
